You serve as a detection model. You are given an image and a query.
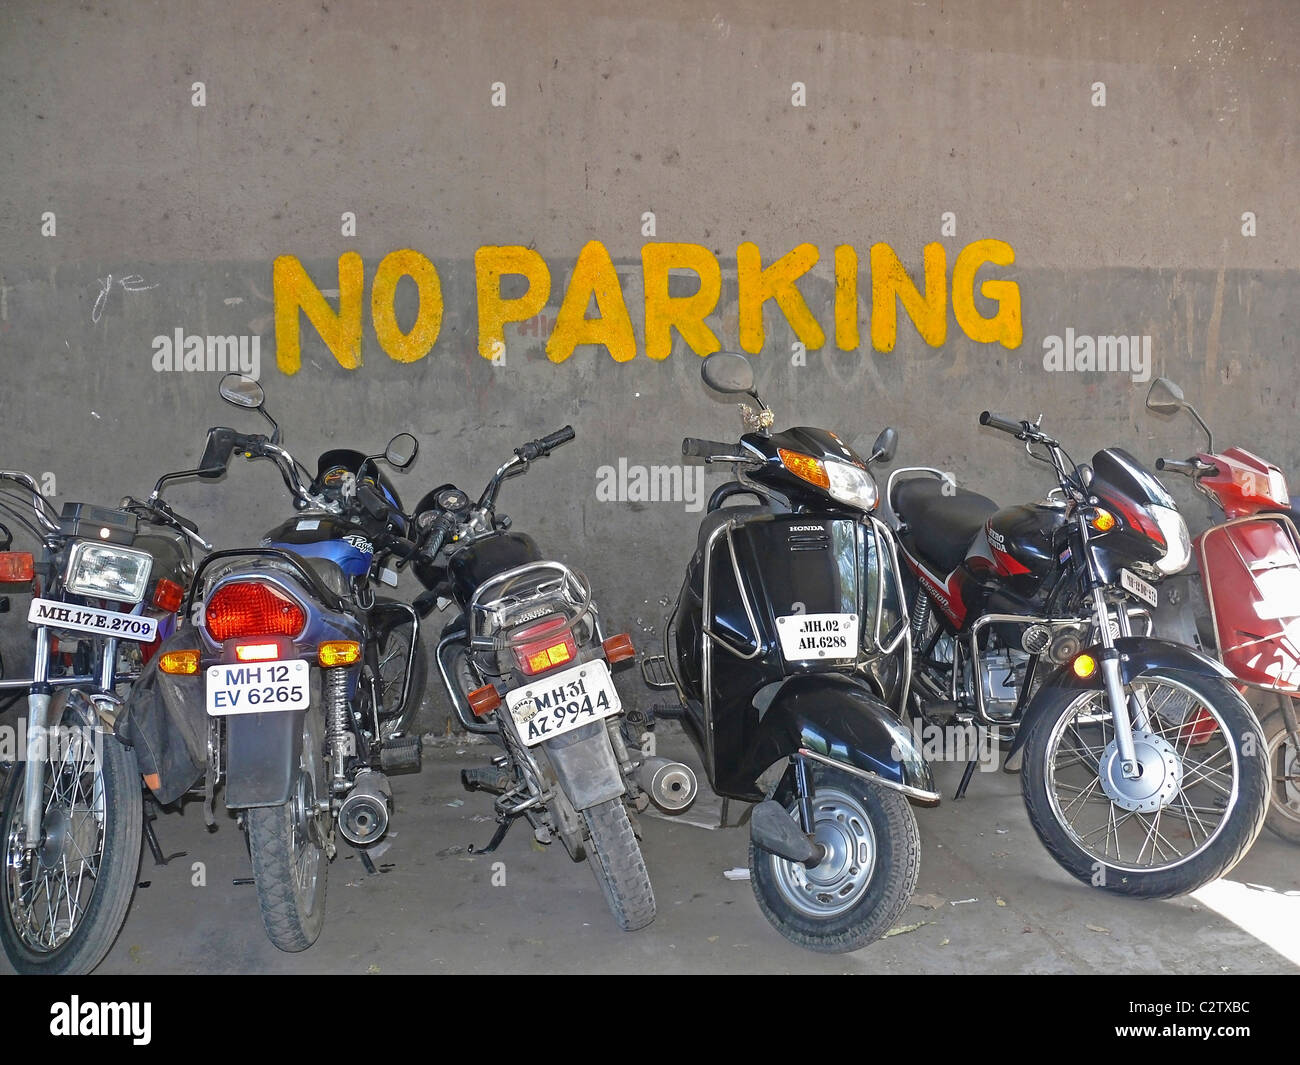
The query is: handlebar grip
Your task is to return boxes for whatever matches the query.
[979,411,1024,436]
[1156,457,1198,477]
[682,437,736,460]
[538,425,575,452]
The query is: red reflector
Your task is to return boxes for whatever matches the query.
[0,552,35,583]
[151,577,185,613]
[205,581,306,642]
[235,642,281,662]
[512,614,578,676]
[468,684,501,717]
[602,633,635,664]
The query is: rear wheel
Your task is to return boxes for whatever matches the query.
[582,798,655,931]
[1021,670,1268,897]
[246,705,329,951]
[1260,699,1300,845]
[0,695,142,974]
[749,767,920,953]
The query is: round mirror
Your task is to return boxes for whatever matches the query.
[701,351,755,395]
[871,427,899,464]
[1145,377,1185,415]
[385,432,418,469]
[219,373,265,409]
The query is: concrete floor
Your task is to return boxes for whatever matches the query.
[73,723,1300,976]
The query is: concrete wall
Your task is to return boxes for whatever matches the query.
[1,1,1296,690]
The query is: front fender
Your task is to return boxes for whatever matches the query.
[735,673,939,803]
[1004,636,1234,764]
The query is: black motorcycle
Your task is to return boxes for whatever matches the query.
[412,428,659,932]
[887,411,1268,897]
[640,351,934,954]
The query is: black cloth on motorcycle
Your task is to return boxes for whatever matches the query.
[116,626,207,805]
[893,479,998,575]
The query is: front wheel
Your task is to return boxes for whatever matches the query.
[1259,698,1300,845]
[245,706,329,951]
[749,767,920,954]
[0,695,143,974]
[582,798,655,931]
[1021,670,1268,897]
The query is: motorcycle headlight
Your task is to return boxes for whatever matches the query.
[826,459,879,512]
[1151,505,1191,576]
[64,541,154,603]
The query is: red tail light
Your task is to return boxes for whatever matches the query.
[0,552,34,584]
[205,581,306,642]
[512,615,578,676]
[151,577,185,613]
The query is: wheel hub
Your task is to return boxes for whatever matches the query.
[771,791,877,918]
[1098,730,1182,813]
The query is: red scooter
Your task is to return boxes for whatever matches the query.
[1146,378,1300,843]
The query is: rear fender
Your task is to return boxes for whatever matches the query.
[540,720,625,811]
[224,710,304,808]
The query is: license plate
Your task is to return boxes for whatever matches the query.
[206,659,310,716]
[27,597,159,643]
[505,659,622,746]
[1120,568,1158,608]
[776,612,859,660]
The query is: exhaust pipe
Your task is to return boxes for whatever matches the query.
[338,769,392,845]
[635,756,698,812]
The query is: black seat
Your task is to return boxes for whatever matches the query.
[892,478,998,576]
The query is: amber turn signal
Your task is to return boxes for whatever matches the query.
[159,649,200,675]
[1088,509,1116,532]
[1072,653,1097,678]
[468,684,501,717]
[602,633,635,664]
[778,449,831,490]
[0,552,35,584]
[318,640,362,667]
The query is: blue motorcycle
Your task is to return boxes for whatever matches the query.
[158,374,423,951]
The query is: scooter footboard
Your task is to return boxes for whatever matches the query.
[224,710,304,808]
[731,674,939,803]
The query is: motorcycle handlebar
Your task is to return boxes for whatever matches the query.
[979,411,1025,437]
[355,482,390,520]
[516,425,576,462]
[682,437,737,460]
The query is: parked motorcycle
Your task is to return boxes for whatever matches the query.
[887,411,1268,897]
[412,428,659,931]
[639,351,932,953]
[1145,377,1300,844]
[0,464,208,974]
[157,373,425,951]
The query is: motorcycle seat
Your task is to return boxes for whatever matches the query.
[892,478,998,576]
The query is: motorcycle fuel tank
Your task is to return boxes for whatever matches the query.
[263,515,374,581]
[980,503,1069,594]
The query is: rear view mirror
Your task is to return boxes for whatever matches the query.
[385,433,419,470]
[701,351,756,396]
[870,427,899,464]
[1145,378,1185,415]
[219,373,265,409]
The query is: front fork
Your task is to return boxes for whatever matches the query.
[22,628,119,847]
[1091,586,1144,779]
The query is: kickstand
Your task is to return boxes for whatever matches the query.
[954,757,979,801]
[357,849,378,875]
[143,796,187,866]
[468,817,513,855]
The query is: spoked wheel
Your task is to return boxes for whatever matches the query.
[749,766,920,953]
[1259,697,1300,845]
[1021,670,1268,897]
[375,621,429,741]
[0,694,142,974]
[245,705,329,952]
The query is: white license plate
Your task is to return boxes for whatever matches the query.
[27,597,159,643]
[1120,568,1158,608]
[776,612,859,660]
[505,659,622,747]
[206,659,310,716]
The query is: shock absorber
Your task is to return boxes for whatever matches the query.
[324,665,350,790]
[911,589,931,643]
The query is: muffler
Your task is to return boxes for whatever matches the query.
[635,756,698,812]
[338,769,392,845]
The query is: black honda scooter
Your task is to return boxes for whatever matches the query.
[641,351,937,953]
